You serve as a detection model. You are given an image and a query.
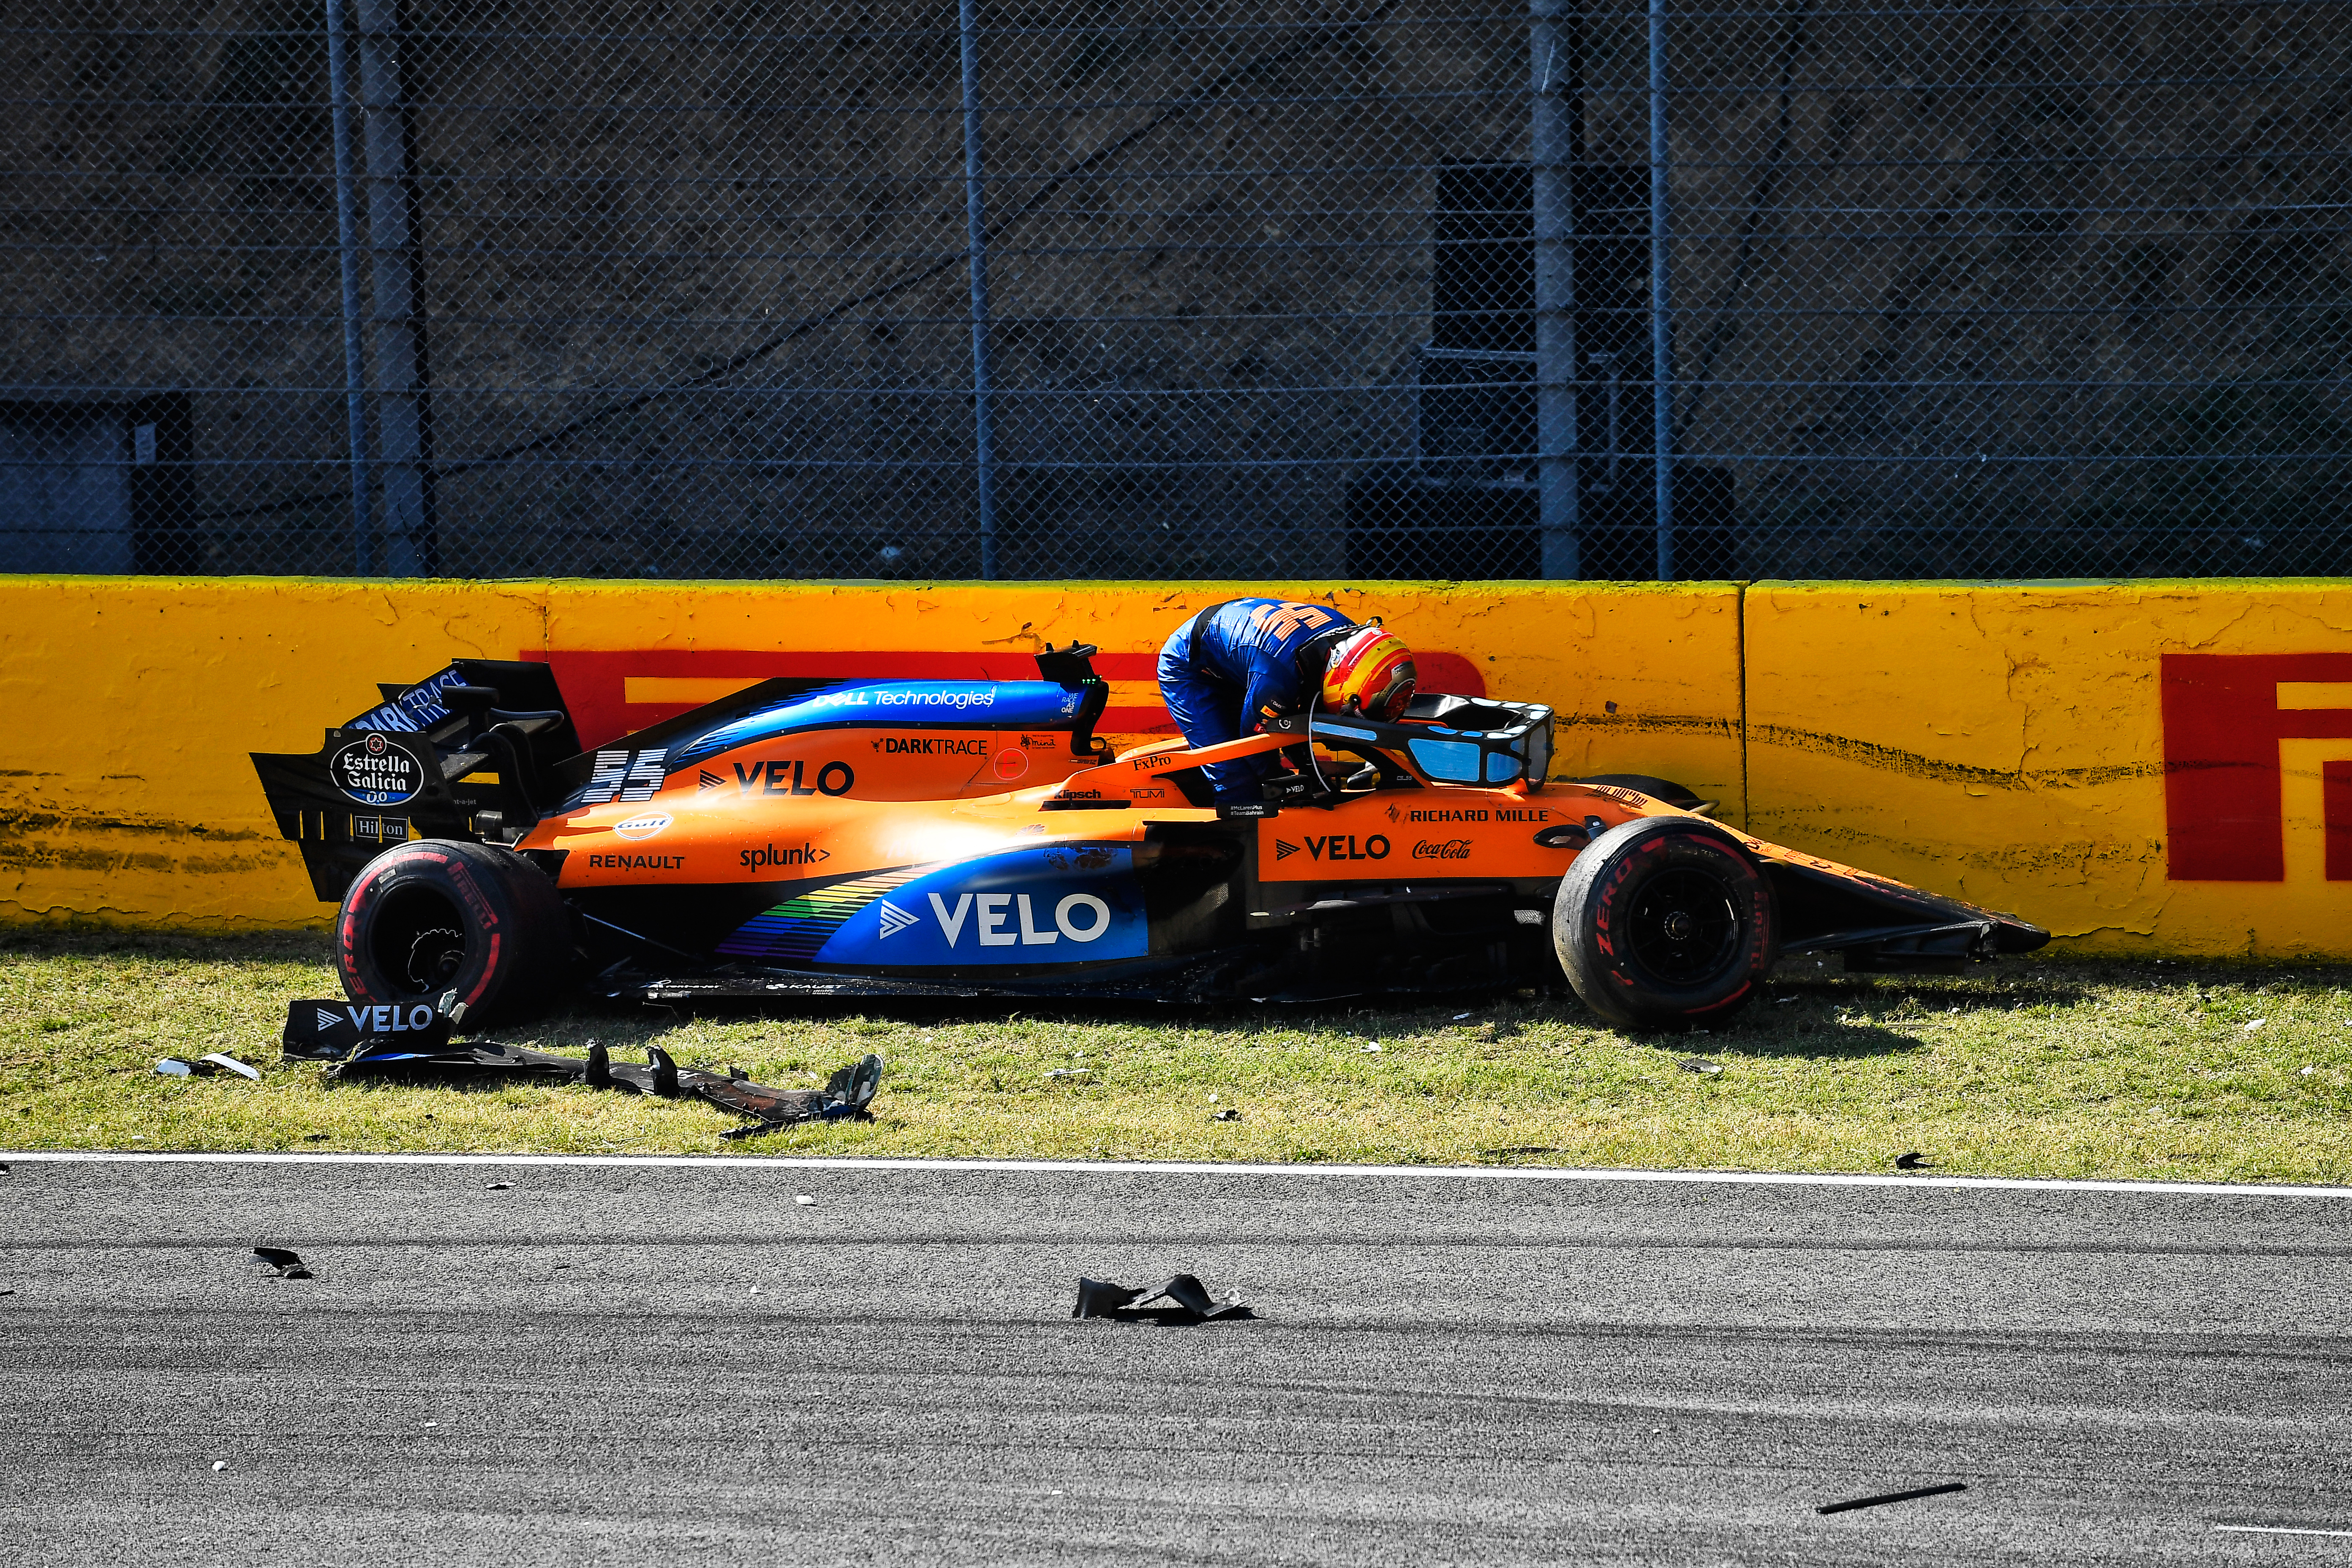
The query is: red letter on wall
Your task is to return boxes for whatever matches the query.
[2162,653,2352,880]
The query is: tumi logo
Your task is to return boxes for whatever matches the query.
[1280,833,1390,862]
[1411,838,1473,860]
[2164,653,2352,879]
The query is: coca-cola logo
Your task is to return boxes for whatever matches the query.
[1412,838,1473,860]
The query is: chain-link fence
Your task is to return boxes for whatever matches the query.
[2,1,2345,580]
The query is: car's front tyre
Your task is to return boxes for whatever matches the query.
[1553,817,1778,1031]
[336,840,572,1022]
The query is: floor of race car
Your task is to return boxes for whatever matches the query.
[5,1156,2348,1565]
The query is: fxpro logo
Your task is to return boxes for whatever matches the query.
[2163,653,2352,879]
[873,890,1113,946]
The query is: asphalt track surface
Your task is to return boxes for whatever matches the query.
[5,1157,2352,1566]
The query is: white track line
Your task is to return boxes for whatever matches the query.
[3,1151,2349,1198]
[2213,1525,2352,1539]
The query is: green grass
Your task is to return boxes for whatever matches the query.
[3,929,2349,1183]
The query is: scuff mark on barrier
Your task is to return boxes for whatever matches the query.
[0,810,268,843]
[1744,721,2179,791]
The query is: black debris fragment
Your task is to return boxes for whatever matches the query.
[1893,1151,1933,1171]
[301,1133,329,1143]
[484,1181,512,1191]
[1073,1273,1254,1324]
[1678,1057,1724,1075]
[1480,1145,1559,1157]
[324,1039,885,1139]
[252,1246,312,1280]
[1211,1108,1242,1122]
[1818,1481,1968,1516]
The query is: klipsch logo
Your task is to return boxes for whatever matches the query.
[2164,653,2352,879]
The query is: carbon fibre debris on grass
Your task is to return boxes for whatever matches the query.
[3,929,2351,1181]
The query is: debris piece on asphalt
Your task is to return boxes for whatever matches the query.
[1452,1012,1473,1021]
[1893,1151,1932,1171]
[0,1287,16,1296]
[1679,1057,1724,1075]
[794,1194,816,1206]
[1073,1273,1254,1325]
[199,1053,262,1081]
[252,1246,312,1279]
[1211,1108,1242,1122]
[212,1461,227,1473]
[1817,1481,1968,1516]
[484,1181,512,1191]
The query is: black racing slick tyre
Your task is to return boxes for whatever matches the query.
[1552,818,1778,1031]
[337,840,572,1023]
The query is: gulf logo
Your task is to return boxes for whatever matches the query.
[614,811,673,841]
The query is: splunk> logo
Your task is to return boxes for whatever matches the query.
[883,890,1114,946]
[2164,653,2352,880]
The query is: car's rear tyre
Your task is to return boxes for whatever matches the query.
[1552,818,1777,1031]
[337,840,572,1022]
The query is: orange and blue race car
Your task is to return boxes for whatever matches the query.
[251,645,2047,1032]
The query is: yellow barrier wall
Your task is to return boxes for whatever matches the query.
[1745,581,2352,957]
[21,574,2352,955]
[0,577,1744,930]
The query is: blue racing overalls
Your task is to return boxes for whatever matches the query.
[1155,598,1357,803]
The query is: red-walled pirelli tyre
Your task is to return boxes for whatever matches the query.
[1552,817,1778,1032]
[337,840,572,1023]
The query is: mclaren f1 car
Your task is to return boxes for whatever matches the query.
[251,645,2047,1031]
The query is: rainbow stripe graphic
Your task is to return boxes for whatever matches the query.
[717,866,931,961]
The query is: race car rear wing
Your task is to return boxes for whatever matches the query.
[251,659,581,901]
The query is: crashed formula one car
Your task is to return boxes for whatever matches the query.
[251,645,2047,1032]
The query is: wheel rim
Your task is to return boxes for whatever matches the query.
[1624,866,1742,985]
[369,884,471,996]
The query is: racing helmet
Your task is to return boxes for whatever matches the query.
[1319,624,1417,721]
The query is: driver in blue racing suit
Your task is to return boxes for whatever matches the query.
[1156,599,1416,805]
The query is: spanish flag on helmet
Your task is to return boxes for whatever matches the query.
[1320,625,1416,721]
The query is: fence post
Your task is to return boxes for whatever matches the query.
[1530,0,1580,580]
[355,0,438,575]
[1649,0,1674,580]
[324,0,373,574]
[958,0,999,580]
